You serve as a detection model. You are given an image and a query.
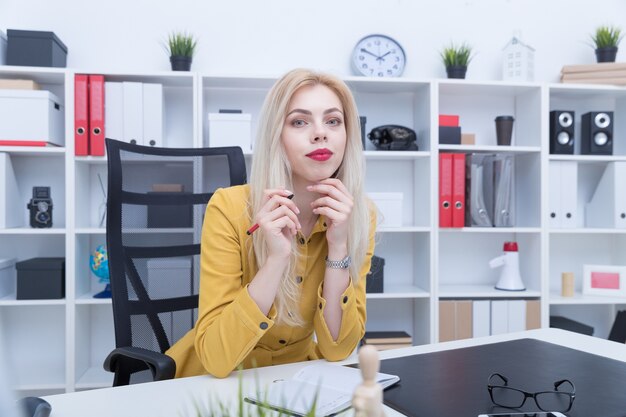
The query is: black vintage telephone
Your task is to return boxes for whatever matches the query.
[367,125,418,150]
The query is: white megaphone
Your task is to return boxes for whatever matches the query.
[489,241,526,291]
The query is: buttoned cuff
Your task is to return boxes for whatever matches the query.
[316,279,357,342]
[237,284,276,334]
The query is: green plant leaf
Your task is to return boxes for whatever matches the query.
[591,25,623,48]
[440,43,473,67]
[166,31,198,57]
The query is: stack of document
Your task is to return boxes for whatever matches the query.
[561,62,626,86]
[245,363,399,417]
[465,153,515,227]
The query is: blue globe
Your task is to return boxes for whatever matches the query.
[90,245,110,284]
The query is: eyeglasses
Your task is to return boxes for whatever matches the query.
[487,373,576,412]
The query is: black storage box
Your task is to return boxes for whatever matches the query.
[366,255,385,293]
[439,126,461,145]
[550,315,594,336]
[7,29,68,68]
[147,192,193,228]
[16,257,65,300]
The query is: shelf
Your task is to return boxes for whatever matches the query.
[438,79,541,96]
[126,228,195,234]
[0,295,66,306]
[0,228,67,235]
[0,146,65,156]
[548,82,626,98]
[548,154,626,163]
[0,66,66,84]
[81,69,195,87]
[549,291,626,305]
[75,156,108,164]
[366,285,430,299]
[439,284,541,298]
[364,151,430,160]
[439,227,541,234]
[76,292,112,305]
[75,366,114,390]
[377,226,430,233]
[75,228,106,235]
[438,145,541,154]
[549,228,626,234]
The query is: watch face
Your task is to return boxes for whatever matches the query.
[351,34,406,77]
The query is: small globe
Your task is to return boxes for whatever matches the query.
[90,245,110,284]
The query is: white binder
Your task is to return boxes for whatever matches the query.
[586,162,626,229]
[142,83,164,147]
[507,300,526,332]
[104,82,124,142]
[122,82,144,145]
[472,300,491,337]
[490,300,509,335]
[550,161,578,228]
[549,162,561,228]
[0,153,22,228]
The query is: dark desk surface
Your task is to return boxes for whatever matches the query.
[380,338,626,417]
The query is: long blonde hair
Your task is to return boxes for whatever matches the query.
[249,68,370,326]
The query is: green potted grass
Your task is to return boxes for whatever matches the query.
[591,25,622,63]
[440,43,473,79]
[166,31,197,71]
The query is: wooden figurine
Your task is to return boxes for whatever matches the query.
[352,345,385,417]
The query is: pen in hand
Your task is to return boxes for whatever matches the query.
[246,193,295,235]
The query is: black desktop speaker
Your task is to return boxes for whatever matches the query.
[581,111,613,155]
[549,110,575,154]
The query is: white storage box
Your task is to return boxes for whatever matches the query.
[208,113,252,151]
[368,192,403,227]
[0,258,17,298]
[0,90,65,147]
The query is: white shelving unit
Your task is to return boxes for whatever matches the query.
[1,66,626,395]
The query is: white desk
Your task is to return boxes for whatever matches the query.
[43,328,626,417]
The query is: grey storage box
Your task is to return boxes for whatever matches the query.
[7,29,68,68]
[16,257,65,299]
[147,192,192,228]
[366,255,385,293]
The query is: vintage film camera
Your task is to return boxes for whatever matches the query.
[27,186,53,228]
[368,125,418,150]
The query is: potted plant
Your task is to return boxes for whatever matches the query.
[591,25,622,63]
[440,43,473,79]
[165,31,197,71]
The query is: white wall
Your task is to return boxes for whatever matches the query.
[1,0,625,81]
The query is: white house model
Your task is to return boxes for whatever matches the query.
[503,36,535,81]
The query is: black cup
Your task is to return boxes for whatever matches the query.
[495,115,515,146]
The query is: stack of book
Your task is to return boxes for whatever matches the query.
[362,331,412,351]
[560,62,626,86]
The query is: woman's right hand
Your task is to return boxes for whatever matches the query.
[254,189,301,259]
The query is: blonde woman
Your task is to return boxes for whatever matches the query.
[166,68,376,378]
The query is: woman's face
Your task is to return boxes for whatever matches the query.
[281,84,347,185]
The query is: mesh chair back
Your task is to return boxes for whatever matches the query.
[105,138,246,357]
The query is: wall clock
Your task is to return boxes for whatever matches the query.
[351,34,406,77]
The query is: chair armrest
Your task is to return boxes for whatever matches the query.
[104,346,176,383]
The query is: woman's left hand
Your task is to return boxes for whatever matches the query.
[308,178,353,251]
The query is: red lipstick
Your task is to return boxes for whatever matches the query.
[306,148,333,161]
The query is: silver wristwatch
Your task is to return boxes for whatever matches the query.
[325,255,351,269]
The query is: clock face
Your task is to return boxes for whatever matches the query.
[351,34,406,77]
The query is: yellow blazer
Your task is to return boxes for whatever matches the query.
[166,184,376,378]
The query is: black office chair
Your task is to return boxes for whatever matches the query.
[103,138,247,386]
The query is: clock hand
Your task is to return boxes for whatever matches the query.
[360,48,379,59]
[377,51,391,61]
